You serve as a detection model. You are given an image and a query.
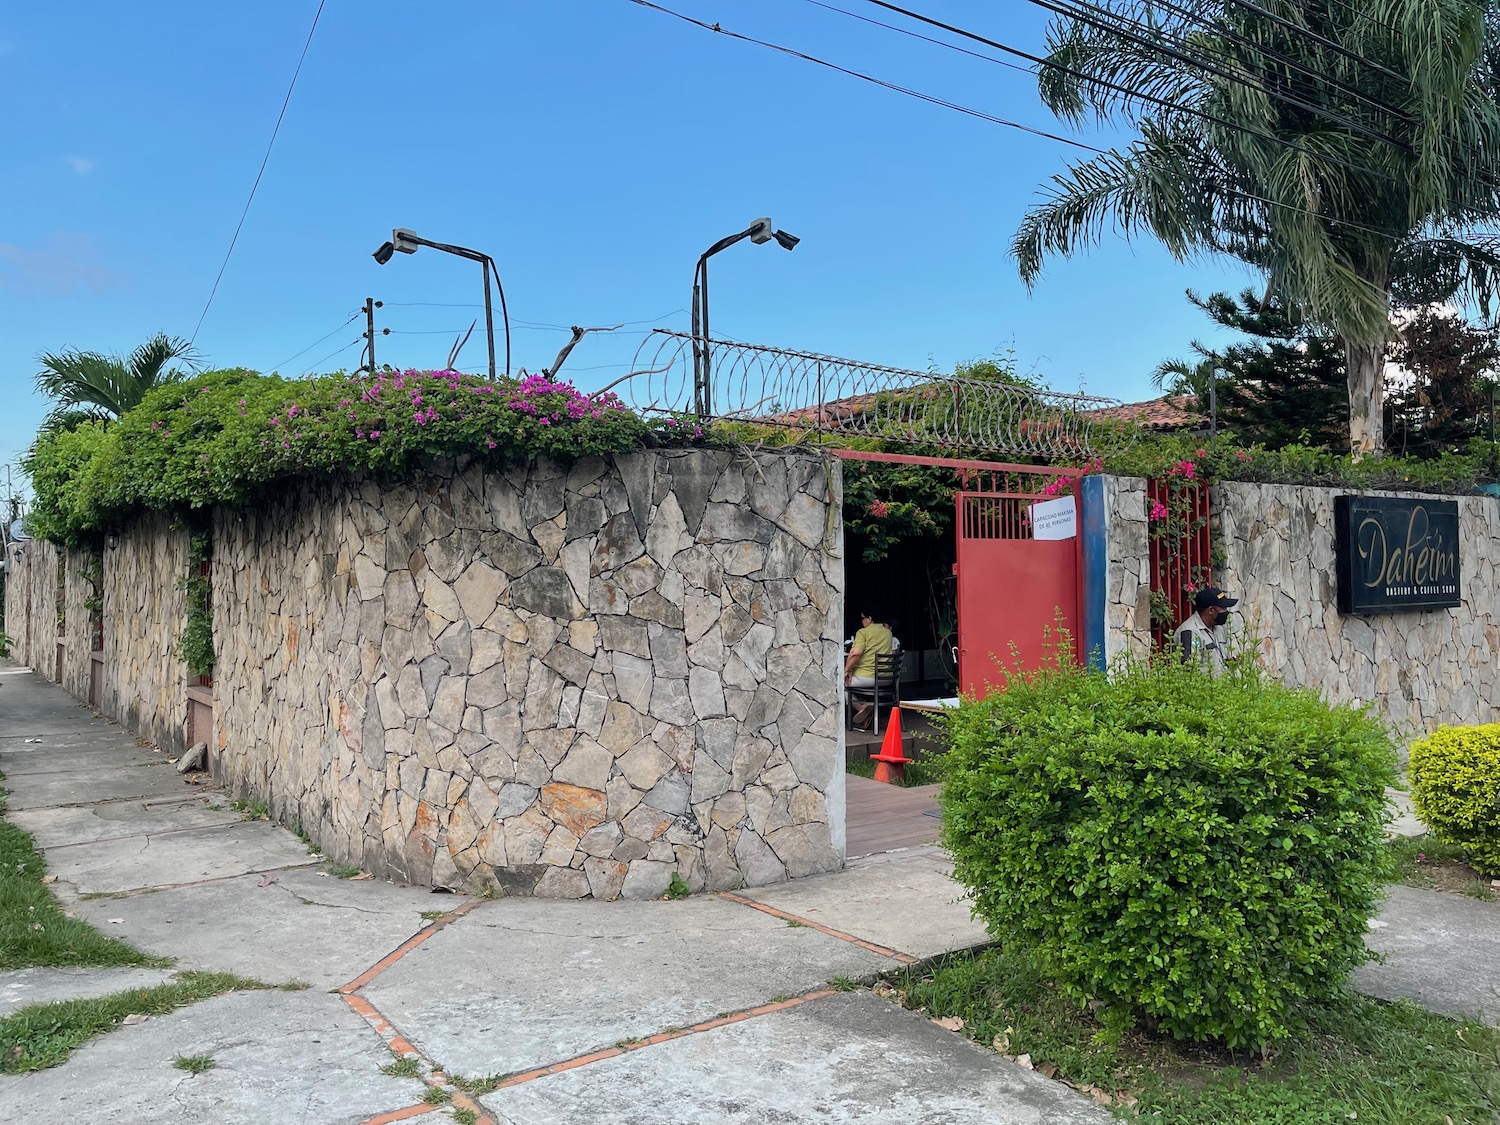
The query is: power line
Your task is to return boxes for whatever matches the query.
[1011,0,1413,152]
[1118,0,1411,121]
[625,0,1109,153]
[1215,0,1409,84]
[813,0,1410,191]
[267,312,360,371]
[624,0,1406,244]
[298,338,361,378]
[190,0,327,345]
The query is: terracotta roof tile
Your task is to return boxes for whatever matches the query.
[1087,394,1203,430]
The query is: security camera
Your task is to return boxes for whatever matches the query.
[391,228,421,255]
[372,242,396,265]
[747,217,775,245]
[773,229,800,251]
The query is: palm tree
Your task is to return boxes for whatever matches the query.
[34,334,199,424]
[1012,0,1500,457]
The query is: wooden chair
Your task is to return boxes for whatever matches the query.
[847,651,903,734]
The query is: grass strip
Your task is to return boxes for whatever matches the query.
[1386,834,1495,901]
[0,771,168,971]
[893,946,1500,1124]
[845,753,948,787]
[0,971,292,1073]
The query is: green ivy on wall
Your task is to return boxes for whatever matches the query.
[177,532,214,679]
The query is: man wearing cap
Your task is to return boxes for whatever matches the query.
[1175,587,1238,674]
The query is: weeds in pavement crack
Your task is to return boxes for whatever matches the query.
[380,1055,423,1079]
[172,1054,215,1075]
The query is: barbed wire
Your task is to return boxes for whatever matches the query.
[620,330,1130,458]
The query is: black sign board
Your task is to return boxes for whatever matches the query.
[1334,495,1461,614]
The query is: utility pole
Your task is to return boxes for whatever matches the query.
[357,298,387,375]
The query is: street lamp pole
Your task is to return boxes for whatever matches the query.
[373,230,510,379]
[691,218,799,417]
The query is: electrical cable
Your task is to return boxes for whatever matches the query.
[811,0,1413,191]
[1214,0,1409,83]
[267,312,360,371]
[625,0,1109,153]
[190,0,327,344]
[1113,0,1411,121]
[624,0,1408,244]
[298,338,361,378]
[1010,0,1414,151]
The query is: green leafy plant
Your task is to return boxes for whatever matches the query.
[23,367,655,545]
[0,632,12,659]
[172,1054,216,1074]
[177,531,214,678]
[1408,724,1500,875]
[664,872,691,900]
[939,648,1397,1049]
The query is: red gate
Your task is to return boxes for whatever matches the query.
[832,451,1082,699]
[955,472,1081,697]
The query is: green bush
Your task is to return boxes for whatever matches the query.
[1408,724,1500,875]
[940,653,1397,1049]
[24,367,670,545]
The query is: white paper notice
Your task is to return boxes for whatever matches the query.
[1030,495,1077,540]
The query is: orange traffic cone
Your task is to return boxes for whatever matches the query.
[869,706,911,784]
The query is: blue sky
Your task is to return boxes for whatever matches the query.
[0,0,1253,493]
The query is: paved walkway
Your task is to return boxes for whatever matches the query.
[0,664,1494,1124]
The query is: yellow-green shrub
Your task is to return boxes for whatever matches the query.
[1408,724,1500,874]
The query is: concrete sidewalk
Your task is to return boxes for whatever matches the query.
[1,664,1494,1125]
[0,665,1103,1125]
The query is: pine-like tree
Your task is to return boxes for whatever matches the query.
[1154,290,1347,449]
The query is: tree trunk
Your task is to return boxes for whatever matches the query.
[1346,338,1386,459]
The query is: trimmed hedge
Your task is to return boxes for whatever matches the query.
[22,367,675,546]
[1409,724,1500,874]
[940,654,1397,1048]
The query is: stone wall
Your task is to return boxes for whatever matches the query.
[212,449,845,899]
[1097,475,1153,665]
[1217,481,1500,739]
[101,513,191,754]
[3,539,61,679]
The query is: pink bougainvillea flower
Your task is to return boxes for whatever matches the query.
[1149,500,1169,521]
[869,500,891,518]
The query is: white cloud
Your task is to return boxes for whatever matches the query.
[0,233,132,298]
[64,156,93,176]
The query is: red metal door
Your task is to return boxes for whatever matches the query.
[956,484,1081,697]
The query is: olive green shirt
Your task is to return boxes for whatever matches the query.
[851,623,893,677]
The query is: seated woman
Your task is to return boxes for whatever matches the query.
[843,605,895,731]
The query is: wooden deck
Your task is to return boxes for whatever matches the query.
[844,774,942,858]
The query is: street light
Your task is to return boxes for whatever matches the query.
[691,217,799,417]
[372,229,510,379]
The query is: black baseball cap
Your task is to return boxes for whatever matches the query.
[1193,587,1238,611]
